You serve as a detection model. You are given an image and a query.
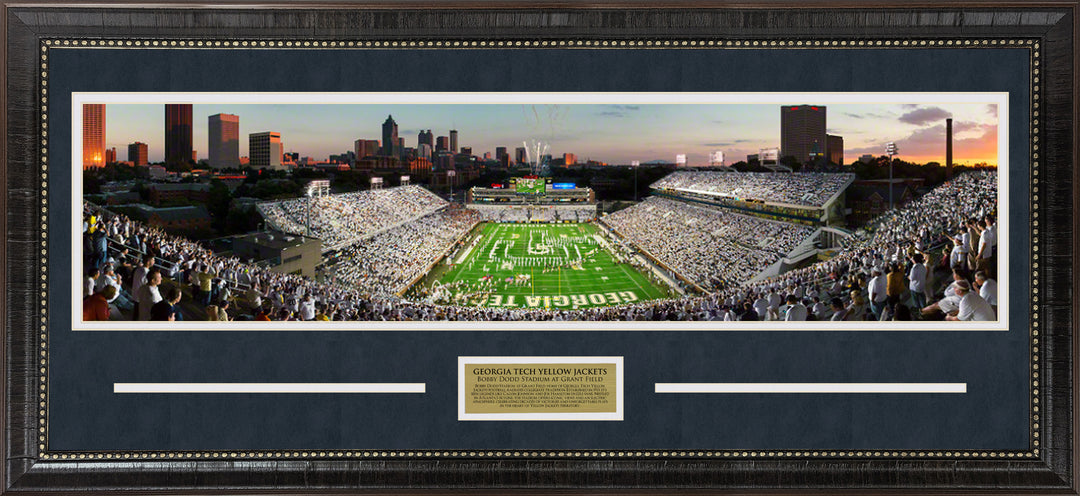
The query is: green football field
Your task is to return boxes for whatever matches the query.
[407,222,674,309]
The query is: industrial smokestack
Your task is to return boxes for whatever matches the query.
[946,118,953,180]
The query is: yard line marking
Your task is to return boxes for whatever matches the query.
[618,263,650,297]
[115,383,427,393]
[654,383,966,394]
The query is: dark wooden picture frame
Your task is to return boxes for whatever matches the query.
[2,1,1076,493]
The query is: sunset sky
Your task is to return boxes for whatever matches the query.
[102,102,999,166]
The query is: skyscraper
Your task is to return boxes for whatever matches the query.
[249,131,283,169]
[418,130,434,148]
[449,129,458,153]
[780,105,827,166]
[826,134,844,166]
[381,115,399,156]
[355,139,379,159]
[208,113,240,169]
[128,142,148,166]
[436,136,449,152]
[82,104,105,169]
[105,148,116,164]
[165,104,193,166]
[417,143,433,160]
[515,147,527,165]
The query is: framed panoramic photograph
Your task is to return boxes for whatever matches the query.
[2,1,1077,494]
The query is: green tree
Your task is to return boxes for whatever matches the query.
[206,180,233,233]
[779,155,800,171]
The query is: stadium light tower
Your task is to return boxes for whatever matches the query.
[447,169,456,201]
[885,142,899,210]
[303,179,330,238]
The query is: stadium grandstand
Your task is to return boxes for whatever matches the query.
[601,196,815,292]
[650,171,855,227]
[81,169,997,323]
[256,185,447,251]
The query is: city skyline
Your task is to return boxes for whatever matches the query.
[102,102,1000,166]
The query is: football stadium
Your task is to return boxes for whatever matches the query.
[81,166,998,323]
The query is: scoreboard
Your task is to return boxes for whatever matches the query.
[512,177,549,195]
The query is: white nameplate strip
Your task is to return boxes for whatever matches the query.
[655,383,966,394]
[114,383,426,393]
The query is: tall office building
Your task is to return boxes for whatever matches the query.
[381,115,399,156]
[418,130,434,148]
[780,105,827,166]
[165,104,193,166]
[128,142,149,166]
[82,104,106,169]
[398,137,405,154]
[208,113,240,169]
[249,131,283,169]
[354,139,380,159]
[436,136,449,152]
[826,134,844,166]
[515,147,527,165]
[449,129,458,153]
[105,147,117,164]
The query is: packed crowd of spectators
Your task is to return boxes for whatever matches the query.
[81,170,997,323]
[602,196,814,291]
[468,205,598,223]
[706,170,999,321]
[257,186,447,250]
[329,209,482,295]
[651,171,855,207]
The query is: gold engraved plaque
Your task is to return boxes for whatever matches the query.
[458,357,624,421]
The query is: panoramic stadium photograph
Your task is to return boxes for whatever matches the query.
[75,95,1002,326]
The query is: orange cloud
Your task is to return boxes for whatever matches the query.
[848,121,998,165]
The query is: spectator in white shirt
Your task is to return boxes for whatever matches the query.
[131,255,154,297]
[946,280,996,321]
[767,290,781,310]
[784,295,807,321]
[949,236,968,269]
[85,267,100,298]
[975,216,996,274]
[974,271,998,308]
[907,252,928,310]
[95,265,123,304]
[868,269,888,319]
[811,296,828,320]
[923,269,966,317]
[135,268,163,321]
[753,294,769,319]
[299,296,316,321]
[829,297,847,321]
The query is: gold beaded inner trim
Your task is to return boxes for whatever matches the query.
[37,37,1041,461]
